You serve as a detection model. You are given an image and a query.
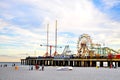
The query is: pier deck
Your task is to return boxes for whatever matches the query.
[21,57,120,67]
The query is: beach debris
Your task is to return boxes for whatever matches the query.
[57,66,73,71]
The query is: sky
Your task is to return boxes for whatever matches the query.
[0,0,120,62]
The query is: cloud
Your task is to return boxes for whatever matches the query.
[102,0,120,9]
[1,0,120,46]
[0,19,9,29]
[0,55,19,58]
[0,55,21,62]
[0,0,120,62]
[0,19,46,56]
[0,1,11,9]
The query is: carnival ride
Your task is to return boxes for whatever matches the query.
[61,45,72,56]
[39,20,119,58]
[54,45,73,58]
[40,20,62,57]
[76,34,119,58]
[77,34,92,57]
[41,33,119,59]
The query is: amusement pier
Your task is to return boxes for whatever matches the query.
[21,21,120,67]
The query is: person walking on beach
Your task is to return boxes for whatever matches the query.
[35,64,39,70]
[29,65,33,70]
[12,63,15,67]
[42,64,44,71]
[31,66,33,70]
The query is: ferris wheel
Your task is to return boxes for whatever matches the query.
[77,34,92,57]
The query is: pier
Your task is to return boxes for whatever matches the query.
[21,57,120,67]
[21,34,120,67]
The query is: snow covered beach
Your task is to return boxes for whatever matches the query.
[0,66,120,80]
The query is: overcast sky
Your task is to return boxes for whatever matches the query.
[0,0,120,62]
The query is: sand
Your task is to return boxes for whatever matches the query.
[0,66,120,80]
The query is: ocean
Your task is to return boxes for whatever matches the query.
[0,62,21,67]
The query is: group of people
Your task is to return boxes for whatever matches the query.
[29,64,44,71]
[0,63,16,68]
[0,64,7,67]
[12,63,16,67]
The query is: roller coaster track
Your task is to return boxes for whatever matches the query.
[104,47,119,54]
[91,47,119,55]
